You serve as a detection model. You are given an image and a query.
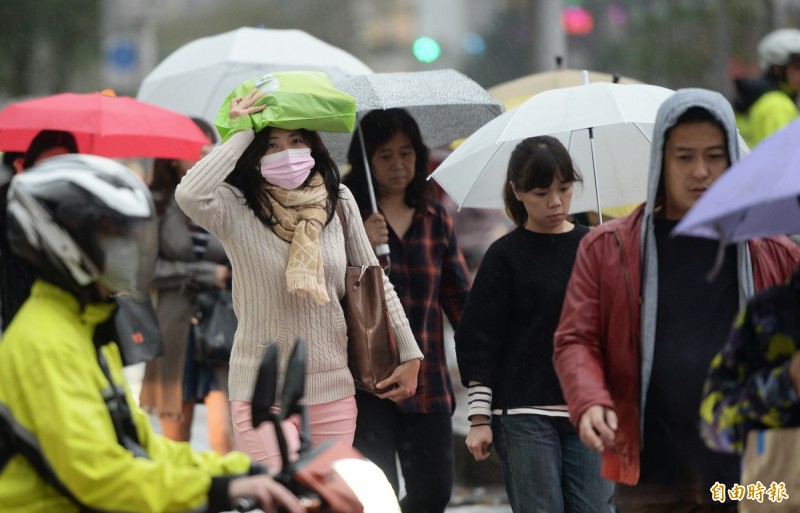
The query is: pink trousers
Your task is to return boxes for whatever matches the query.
[231,396,357,471]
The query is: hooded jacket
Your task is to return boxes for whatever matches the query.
[553,88,800,485]
[0,281,252,512]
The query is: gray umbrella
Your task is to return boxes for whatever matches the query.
[320,69,503,164]
[322,69,502,262]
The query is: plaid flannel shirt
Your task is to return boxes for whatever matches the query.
[378,201,471,414]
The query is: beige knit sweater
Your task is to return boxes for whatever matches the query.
[175,130,422,405]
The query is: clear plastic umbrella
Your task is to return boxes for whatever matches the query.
[488,68,645,219]
[321,69,503,164]
[428,79,675,221]
[320,69,503,259]
[137,27,372,124]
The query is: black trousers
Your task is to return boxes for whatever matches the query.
[354,390,454,513]
[616,504,738,513]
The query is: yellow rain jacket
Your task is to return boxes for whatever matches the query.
[739,87,799,148]
[0,281,252,512]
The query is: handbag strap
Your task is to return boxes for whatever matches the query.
[337,204,372,287]
[335,202,350,266]
[335,202,346,233]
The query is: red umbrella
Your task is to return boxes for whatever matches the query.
[0,91,210,160]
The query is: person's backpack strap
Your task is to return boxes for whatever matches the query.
[93,346,150,459]
[0,402,100,512]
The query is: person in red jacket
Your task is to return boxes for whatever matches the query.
[553,88,800,513]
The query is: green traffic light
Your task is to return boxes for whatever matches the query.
[412,37,441,63]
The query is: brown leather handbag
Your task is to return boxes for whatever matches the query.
[342,264,400,394]
[337,206,400,394]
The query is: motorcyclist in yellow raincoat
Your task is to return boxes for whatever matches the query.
[733,28,800,148]
[0,154,303,513]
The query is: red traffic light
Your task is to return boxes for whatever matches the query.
[562,6,594,36]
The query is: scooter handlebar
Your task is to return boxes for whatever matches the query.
[233,494,322,512]
[233,496,259,512]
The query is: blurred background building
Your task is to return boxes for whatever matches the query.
[1,0,799,105]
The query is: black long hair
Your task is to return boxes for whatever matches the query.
[22,130,78,169]
[150,117,216,216]
[503,136,583,227]
[224,127,341,227]
[343,108,431,214]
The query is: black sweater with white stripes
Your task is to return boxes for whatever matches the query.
[454,224,589,412]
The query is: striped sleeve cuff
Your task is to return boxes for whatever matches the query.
[467,383,493,420]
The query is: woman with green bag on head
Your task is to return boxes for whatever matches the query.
[175,72,423,471]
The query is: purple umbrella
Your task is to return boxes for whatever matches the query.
[674,117,800,242]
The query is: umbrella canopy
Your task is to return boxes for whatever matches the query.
[489,68,643,110]
[0,92,210,160]
[428,81,675,214]
[320,69,504,164]
[485,68,644,219]
[137,27,373,125]
[674,117,800,242]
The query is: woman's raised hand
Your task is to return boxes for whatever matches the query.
[230,88,266,119]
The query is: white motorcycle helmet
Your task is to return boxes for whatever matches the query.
[6,154,157,302]
[758,28,800,71]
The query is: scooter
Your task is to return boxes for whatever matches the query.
[235,338,401,513]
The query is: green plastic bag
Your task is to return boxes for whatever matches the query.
[215,71,357,142]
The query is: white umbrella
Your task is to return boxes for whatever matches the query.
[428,81,675,218]
[137,27,372,124]
[320,69,504,164]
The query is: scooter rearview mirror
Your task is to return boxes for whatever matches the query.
[282,337,312,454]
[251,343,279,429]
[280,337,306,419]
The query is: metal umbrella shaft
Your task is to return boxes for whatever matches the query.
[588,126,603,225]
[582,70,604,225]
[356,122,391,263]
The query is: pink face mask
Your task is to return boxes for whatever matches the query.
[260,148,316,190]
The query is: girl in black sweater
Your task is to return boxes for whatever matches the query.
[454,136,612,513]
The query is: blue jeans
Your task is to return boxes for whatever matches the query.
[494,413,614,513]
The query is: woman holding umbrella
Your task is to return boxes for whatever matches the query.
[343,107,472,513]
[454,136,613,513]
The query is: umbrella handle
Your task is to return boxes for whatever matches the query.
[375,243,391,275]
[375,243,390,257]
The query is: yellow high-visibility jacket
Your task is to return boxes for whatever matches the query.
[0,281,251,512]
[741,88,799,148]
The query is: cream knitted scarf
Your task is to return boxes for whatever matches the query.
[265,173,331,304]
